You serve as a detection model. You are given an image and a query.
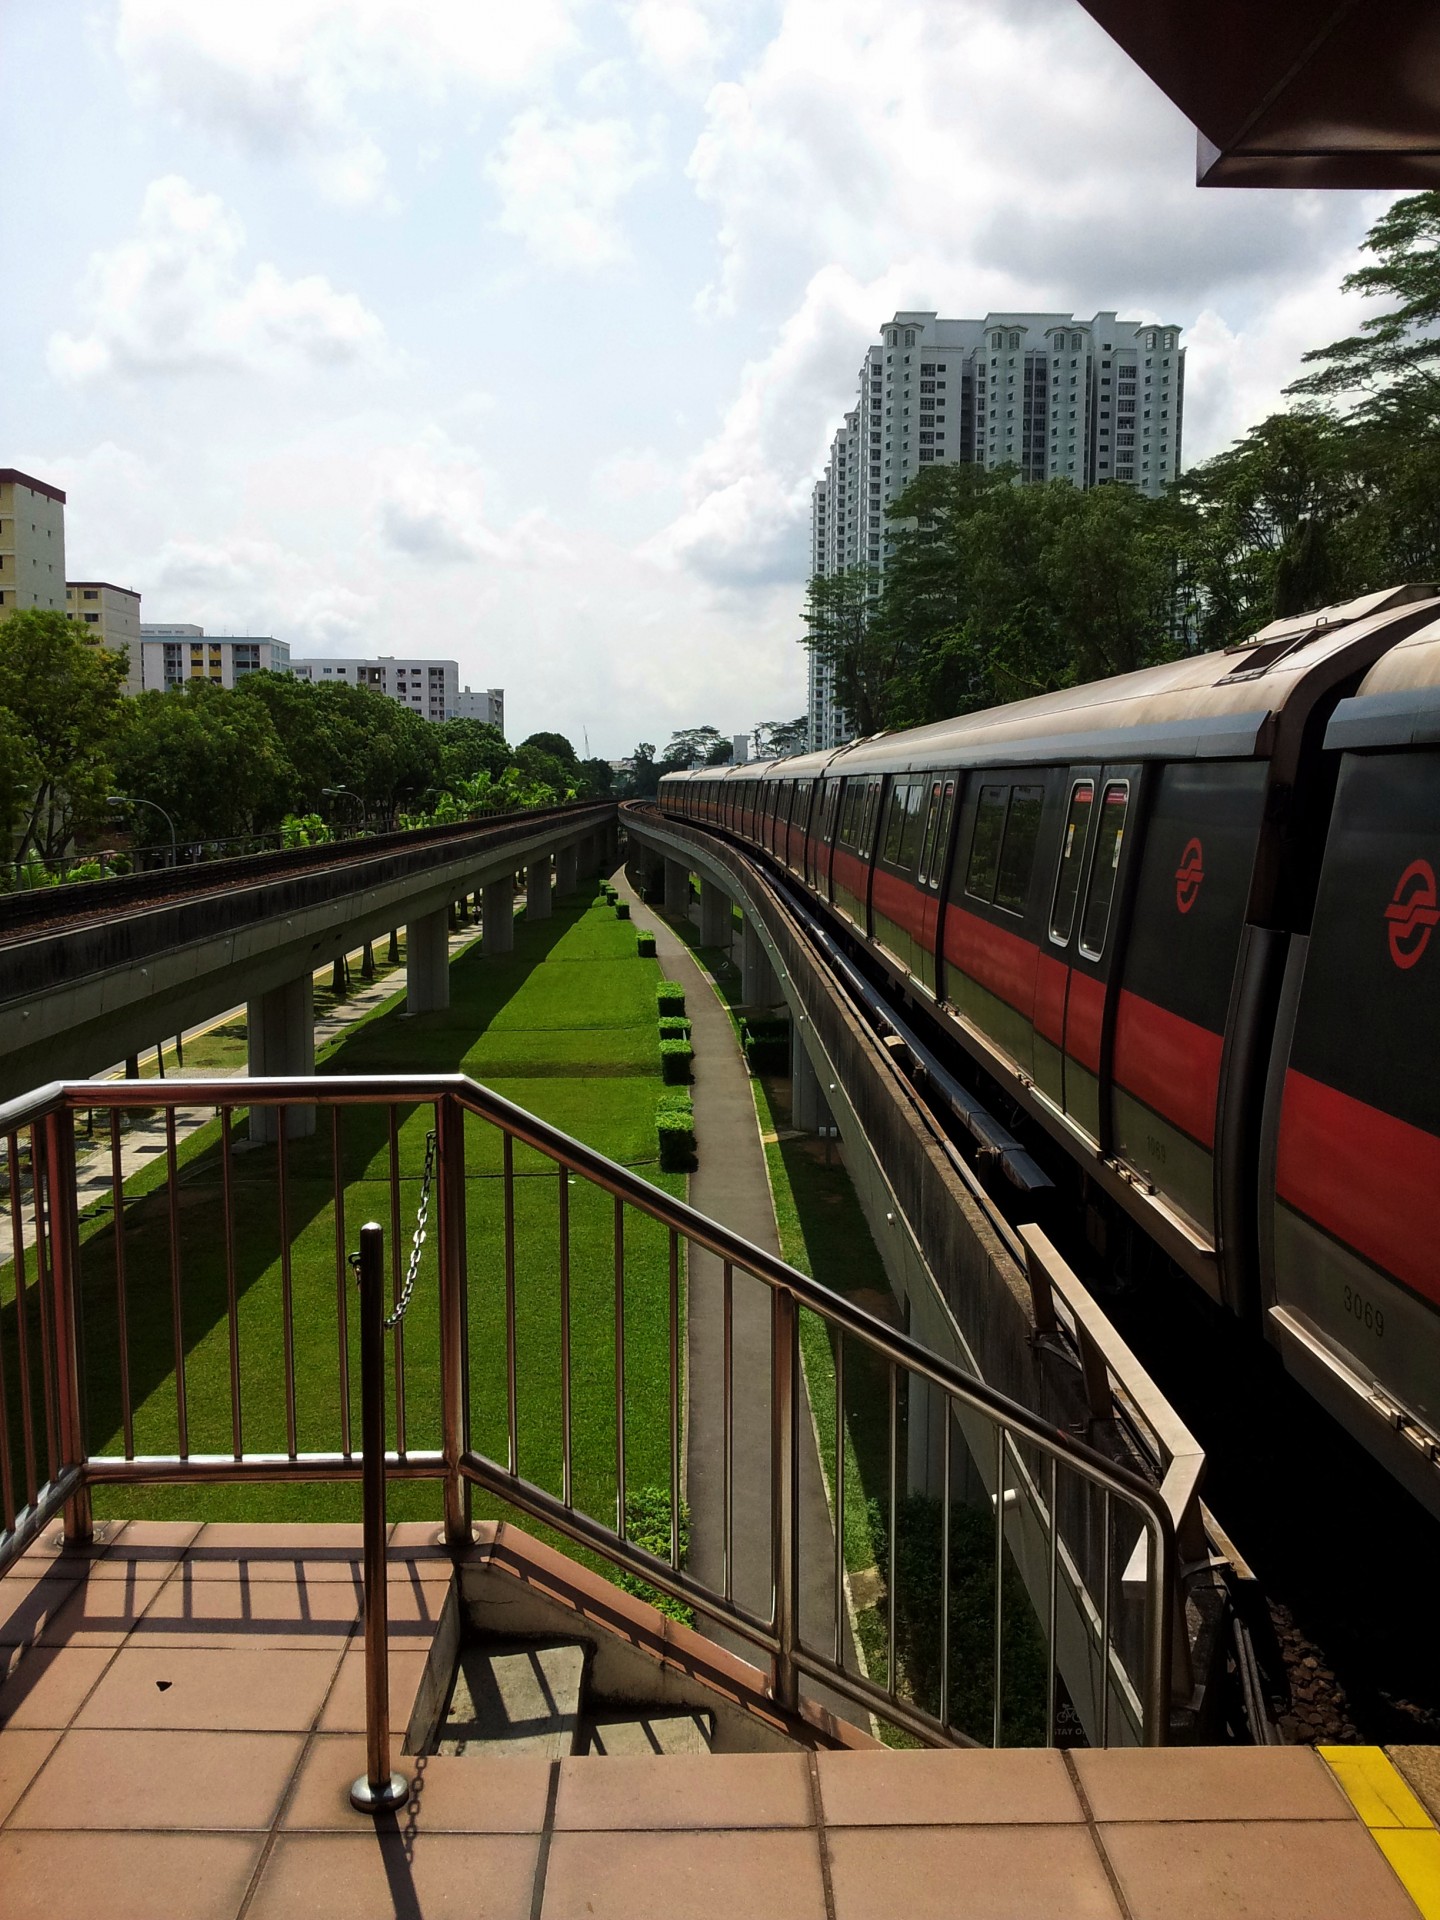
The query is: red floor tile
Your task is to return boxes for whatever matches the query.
[0,1829,263,1920]
[7,1727,303,1831]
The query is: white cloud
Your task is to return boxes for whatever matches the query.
[625,0,724,94]
[47,177,388,384]
[485,109,661,271]
[686,0,1376,323]
[114,0,583,205]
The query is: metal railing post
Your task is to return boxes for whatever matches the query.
[42,1109,91,1545]
[436,1096,471,1549]
[771,1286,799,1712]
[350,1221,409,1815]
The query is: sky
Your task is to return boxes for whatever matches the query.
[0,1,1395,757]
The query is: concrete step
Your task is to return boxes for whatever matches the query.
[436,1638,587,1757]
[578,1710,715,1757]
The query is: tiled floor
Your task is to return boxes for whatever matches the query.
[0,1522,1434,1919]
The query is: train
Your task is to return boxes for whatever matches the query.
[658,583,1440,1515]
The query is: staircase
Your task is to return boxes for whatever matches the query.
[434,1636,715,1758]
[397,1524,869,1762]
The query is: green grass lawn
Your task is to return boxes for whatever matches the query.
[2,888,685,1549]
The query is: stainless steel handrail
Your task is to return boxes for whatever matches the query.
[0,1072,1179,1749]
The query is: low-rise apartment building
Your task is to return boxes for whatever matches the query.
[68,582,143,691]
[452,684,505,731]
[289,655,460,723]
[138,625,291,690]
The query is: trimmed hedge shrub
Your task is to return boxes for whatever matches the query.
[636,931,657,958]
[656,979,686,1017]
[740,1014,790,1075]
[656,1089,696,1171]
[657,1016,691,1041]
[614,900,631,920]
[659,1038,693,1085]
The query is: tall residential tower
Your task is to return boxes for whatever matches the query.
[807,310,1185,747]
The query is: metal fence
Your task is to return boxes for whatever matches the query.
[0,1074,1178,1749]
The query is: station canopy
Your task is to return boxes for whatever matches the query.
[1076,0,1440,187]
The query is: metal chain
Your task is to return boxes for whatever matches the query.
[348,1128,437,1328]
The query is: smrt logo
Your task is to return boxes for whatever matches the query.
[1175,838,1204,914]
[1385,859,1439,970]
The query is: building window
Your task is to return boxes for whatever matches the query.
[83,612,99,623]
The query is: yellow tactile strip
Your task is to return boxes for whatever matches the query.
[1321,1747,1440,1919]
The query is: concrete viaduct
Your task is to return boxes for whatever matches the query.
[0,804,619,1120]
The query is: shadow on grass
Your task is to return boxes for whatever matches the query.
[1,882,684,1530]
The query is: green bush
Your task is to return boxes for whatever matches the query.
[740,1014,790,1075]
[659,1038,693,1085]
[656,980,686,1018]
[614,900,631,920]
[656,1089,696,1171]
[618,1486,693,1625]
[657,1016,691,1041]
[636,931,656,958]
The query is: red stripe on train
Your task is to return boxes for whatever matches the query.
[1112,990,1222,1150]
[943,903,1038,1017]
[1276,1070,1440,1307]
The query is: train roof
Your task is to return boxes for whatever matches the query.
[657,587,1440,788]
[1327,611,1440,751]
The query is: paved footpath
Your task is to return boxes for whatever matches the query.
[613,869,859,1723]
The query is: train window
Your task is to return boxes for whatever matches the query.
[916,782,944,885]
[1049,780,1095,943]
[882,782,910,864]
[838,783,862,847]
[965,785,1008,901]
[1078,782,1129,959]
[994,784,1044,914]
[859,779,881,855]
[930,781,956,892]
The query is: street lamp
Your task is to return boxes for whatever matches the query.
[108,793,177,868]
[321,786,364,837]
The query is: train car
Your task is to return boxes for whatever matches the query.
[1262,620,1440,1507]
[656,585,1440,1504]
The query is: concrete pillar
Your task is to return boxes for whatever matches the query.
[700,878,732,950]
[664,858,690,919]
[483,877,515,954]
[527,856,553,920]
[406,907,450,1014]
[247,974,315,1143]
[556,844,578,895]
[791,1036,834,1135]
[741,915,779,1007]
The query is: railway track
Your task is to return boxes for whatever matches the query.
[0,799,607,945]
[701,827,1440,1747]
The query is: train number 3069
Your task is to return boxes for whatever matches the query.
[1342,1284,1385,1339]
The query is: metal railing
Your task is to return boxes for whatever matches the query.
[0,1073,1179,1751]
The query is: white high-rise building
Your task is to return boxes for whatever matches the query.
[452,684,505,732]
[0,469,67,618]
[807,310,1185,748]
[289,654,459,723]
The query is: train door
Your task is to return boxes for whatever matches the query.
[1266,746,1440,1435]
[944,772,1047,1077]
[810,778,839,894]
[1046,769,1141,1143]
[788,780,812,875]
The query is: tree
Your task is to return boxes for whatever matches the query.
[515,742,575,796]
[0,609,126,862]
[659,726,726,769]
[0,706,38,852]
[1289,192,1440,429]
[439,718,511,786]
[579,756,614,796]
[519,730,579,768]
[627,743,660,799]
[236,673,440,825]
[751,717,809,759]
[112,684,296,839]
[801,565,911,737]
